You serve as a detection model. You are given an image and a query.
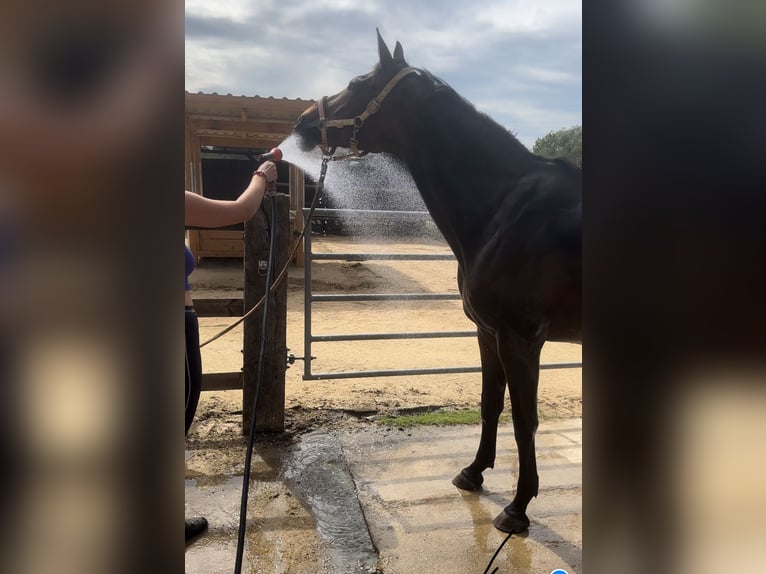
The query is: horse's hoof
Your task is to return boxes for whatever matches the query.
[452,468,483,491]
[492,508,530,533]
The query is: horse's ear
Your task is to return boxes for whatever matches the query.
[393,41,406,63]
[377,28,393,68]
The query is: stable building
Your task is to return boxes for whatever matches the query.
[185,91,315,264]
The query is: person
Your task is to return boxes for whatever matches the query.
[184,160,278,542]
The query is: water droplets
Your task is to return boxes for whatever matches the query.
[277,135,432,236]
[277,134,324,180]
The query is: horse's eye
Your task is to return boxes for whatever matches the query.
[347,79,360,91]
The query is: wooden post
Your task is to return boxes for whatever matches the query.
[243,194,289,434]
[289,164,306,267]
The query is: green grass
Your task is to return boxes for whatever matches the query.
[374,407,554,427]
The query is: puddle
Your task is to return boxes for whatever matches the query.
[284,431,379,573]
[186,431,378,573]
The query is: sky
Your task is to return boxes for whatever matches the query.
[185,0,581,149]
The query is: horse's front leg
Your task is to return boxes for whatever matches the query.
[452,329,506,491]
[492,331,544,533]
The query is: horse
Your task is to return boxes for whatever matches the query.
[293,30,582,534]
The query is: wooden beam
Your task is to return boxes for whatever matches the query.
[190,119,295,134]
[202,371,243,391]
[196,134,280,150]
[189,114,296,125]
[289,164,306,267]
[193,130,291,141]
[193,298,244,317]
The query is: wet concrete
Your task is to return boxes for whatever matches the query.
[184,464,324,573]
[283,432,378,573]
[185,431,377,573]
[339,419,582,574]
[185,419,581,574]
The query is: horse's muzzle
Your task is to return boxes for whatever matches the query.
[293,105,321,151]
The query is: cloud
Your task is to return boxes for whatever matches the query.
[184,0,581,143]
[474,0,581,35]
[472,97,581,148]
[185,0,258,23]
[516,65,577,85]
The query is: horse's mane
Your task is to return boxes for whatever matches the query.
[417,68,534,163]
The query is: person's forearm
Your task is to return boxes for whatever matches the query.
[232,173,268,220]
[185,162,276,228]
[185,175,266,228]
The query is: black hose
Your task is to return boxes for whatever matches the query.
[231,154,332,572]
[233,193,278,574]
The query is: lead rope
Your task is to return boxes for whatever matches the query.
[199,153,333,349]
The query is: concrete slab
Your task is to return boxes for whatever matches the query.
[185,432,376,574]
[185,419,581,573]
[184,457,328,574]
[339,419,582,574]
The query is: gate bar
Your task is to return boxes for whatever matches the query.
[302,207,582,381]
[308,207,432,218]
[312,253,455,261]
[305,362,583,381]
[312,331,477,342]
[313,293,461,302]
[304,226,313,380]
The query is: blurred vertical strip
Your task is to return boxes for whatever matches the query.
[585,0,766,573]
[0,1,184,573]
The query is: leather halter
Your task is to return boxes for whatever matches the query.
[317,66,420,160]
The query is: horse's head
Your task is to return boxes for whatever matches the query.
[293,30,423,156]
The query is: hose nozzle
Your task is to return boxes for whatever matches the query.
[256,148,283,162]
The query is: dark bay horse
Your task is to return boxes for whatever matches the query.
[293,31,581,533]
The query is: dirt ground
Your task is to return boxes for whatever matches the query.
[186,234,581,572]
[189,234,581,429]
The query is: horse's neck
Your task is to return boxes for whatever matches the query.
[399,101,536,262]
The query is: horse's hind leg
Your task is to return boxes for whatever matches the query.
[452,329,506,491]
[492,331,544,533]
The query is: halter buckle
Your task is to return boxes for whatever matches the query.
[366,99,381,114]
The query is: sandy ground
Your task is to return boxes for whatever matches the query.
[190,235,582,425]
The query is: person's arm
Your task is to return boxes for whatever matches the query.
[185,161,277,228]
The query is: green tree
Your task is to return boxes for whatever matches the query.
[533,125,582,167]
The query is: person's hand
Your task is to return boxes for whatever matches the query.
[255,161,277,183]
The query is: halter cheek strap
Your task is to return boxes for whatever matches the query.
[317,66,420,159]
[317,96,331,155]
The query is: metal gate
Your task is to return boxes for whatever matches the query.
[302,208,581,380]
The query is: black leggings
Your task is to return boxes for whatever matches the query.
[185,307,202,435]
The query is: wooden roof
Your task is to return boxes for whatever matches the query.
[187,92,313,119]
[185,92,315,143]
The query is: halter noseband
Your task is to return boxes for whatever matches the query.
[317,66,420,160]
